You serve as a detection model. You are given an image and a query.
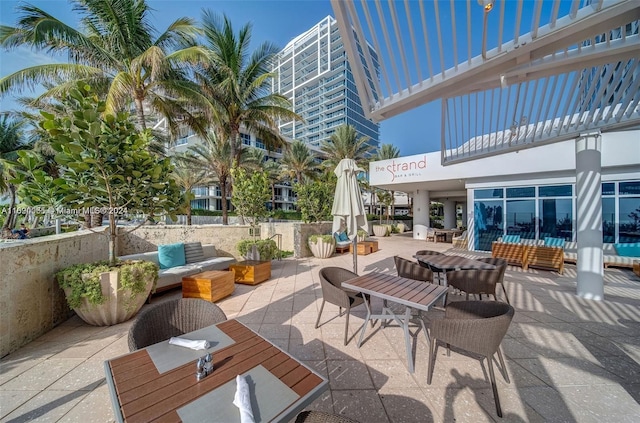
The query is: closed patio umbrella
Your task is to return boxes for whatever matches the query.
[332,158,369,274]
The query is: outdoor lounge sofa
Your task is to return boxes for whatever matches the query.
[493,237,639,272]
[118,242,236,292]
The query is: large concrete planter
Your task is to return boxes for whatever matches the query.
[308,237,336,259]
[62,266,155,326]
[373,225,389,237]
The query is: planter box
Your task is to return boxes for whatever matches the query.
[350,241,379,256]
[229,260,271,285]
[182,270,235,302]
[63,268,154,326]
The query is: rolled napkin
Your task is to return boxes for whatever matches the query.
[233,374,255,423]
[168,337,210,350]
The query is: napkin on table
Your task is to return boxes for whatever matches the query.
[233,374,255,423]
[168,337,210,350]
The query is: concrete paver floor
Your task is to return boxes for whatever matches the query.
[1,234,639,422]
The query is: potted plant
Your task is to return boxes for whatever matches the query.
[236,239,279,261]
[396,222,406,233]
[357,229,368,242]
[308,234,336,259]
[372,224,389,237]
[14,84,181,326]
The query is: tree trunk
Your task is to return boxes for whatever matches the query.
[220,176,228,225]
[391,190,395,217]
[1,184,17,231]
[186,201,192,225]
[91,213,104,227]
[108,215,117,265]
[271,183,276,211]
[83,212,92,229]
[134,97,147,130]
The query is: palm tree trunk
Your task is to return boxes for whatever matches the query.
[186,202,192,225]
[134,97,147,130]
[271,183,276,211]
[2,184,17,231]
[83,212,92,229]
[220,176,228,225]
[391,190,395,217]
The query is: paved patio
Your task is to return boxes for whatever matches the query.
[1,234,639,422]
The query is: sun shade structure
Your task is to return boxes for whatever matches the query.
[331,0,640,164]
[332,158,369,274]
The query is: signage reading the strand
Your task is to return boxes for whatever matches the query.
[372,156,428,182]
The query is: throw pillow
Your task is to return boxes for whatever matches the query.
[502,234,521,244]
[613,243,640,257]
[157,243,186,269]
[338,231,349,242]
[184,242,205,264]
[544,237,565,248]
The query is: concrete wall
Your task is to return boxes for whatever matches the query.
[118,225,252,259]
[118,222,334,259]
[0,229,108,357]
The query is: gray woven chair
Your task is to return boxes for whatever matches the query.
[428,301,514,417]
[445,267,505,305]
[475,257,509,304]
[128,299,227,351]
[316,267,368,345]
[394,255,434,283]
[415,250,444,283]
[295,411,360,423]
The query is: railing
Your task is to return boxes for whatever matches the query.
[268,233,283,261]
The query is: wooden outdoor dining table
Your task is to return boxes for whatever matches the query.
[104,319,327,423]
[341,272,448,373]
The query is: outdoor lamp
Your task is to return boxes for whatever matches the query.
[478,0,494,12]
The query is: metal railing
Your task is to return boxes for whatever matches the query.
[268,233,283,260]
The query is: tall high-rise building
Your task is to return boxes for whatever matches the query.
[272,16,380,149]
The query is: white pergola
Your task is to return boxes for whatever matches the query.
[331,0,640,163]
[332,0,640,300]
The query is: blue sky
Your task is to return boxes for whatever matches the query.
[0,0,442,155]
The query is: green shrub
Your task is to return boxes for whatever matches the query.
[56,260,158,310]
[236,239,279,260]
[309,234,334,244]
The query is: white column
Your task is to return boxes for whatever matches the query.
[413,189,430,240]
[576,132,604,300]
[443,200,456,229]
[461,202,468,228]
[466,189,475,251]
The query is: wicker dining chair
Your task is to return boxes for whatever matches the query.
[428,301,514,417]
[316,267,368,346]
[394,255,434,283]
[444,267,505,305]
[415,250,444,283]
[295,411,360,423]
[128,298,227,351]
[475,257,509,304]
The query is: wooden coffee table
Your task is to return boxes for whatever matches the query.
[182,270,235,303]
[350,241,378,255]
[229,260,271,285]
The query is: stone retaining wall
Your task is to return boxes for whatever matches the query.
[0,229,108,357]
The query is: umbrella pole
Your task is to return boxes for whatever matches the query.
[353,237,358,275]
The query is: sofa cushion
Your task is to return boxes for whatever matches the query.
[502,234,521,244]
[158,243,186,269]
[157,264,202,287]
[544,237,565,248]
[184,242,205,264]
[613,243,640,257]
[339,232,349,242]
[198,257,236,272]
[202,244,217,258]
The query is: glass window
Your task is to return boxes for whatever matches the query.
[602,182,615,195]
[620,181,640,195]
[506,187,535,198]
[474,188,503,199]
[539,185,572,197]
[539,198,573,241]
[506,199,535,239]
[474,201,503,251]
[619,197,640,242]
[602,198,615,243]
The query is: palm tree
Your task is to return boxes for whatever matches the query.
[0,114,31,234]
[375,143,401,216]
[194,11,301,166]
[0,0,206,135]
[320,124,374,169]
[281,140,318,183]
[171,153,208,225]
[187,129,240,225]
